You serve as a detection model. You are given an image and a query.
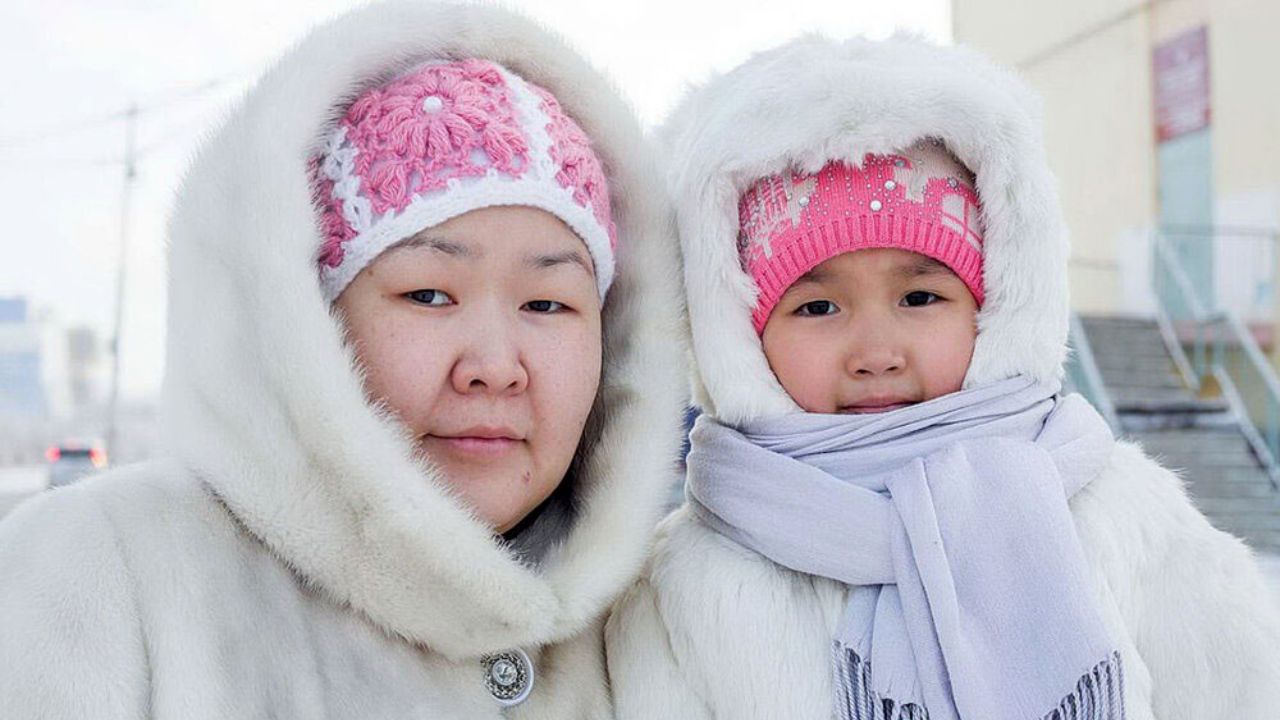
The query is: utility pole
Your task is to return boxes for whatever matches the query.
[105,103,138,461]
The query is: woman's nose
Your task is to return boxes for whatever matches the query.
[450,316,529,395]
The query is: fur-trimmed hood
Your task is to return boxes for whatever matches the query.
[663,34,1070,424]
[161,1,685,659]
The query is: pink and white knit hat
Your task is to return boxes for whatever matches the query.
[312,58,617,303]
[738,140,985,332]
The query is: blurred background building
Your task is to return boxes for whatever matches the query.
[954,0,1280,328]
[0,298,48,422]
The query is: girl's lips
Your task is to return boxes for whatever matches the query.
[841,401,914,414]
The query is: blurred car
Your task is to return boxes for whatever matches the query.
[45,443,107,488]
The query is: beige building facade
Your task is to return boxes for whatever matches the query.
[953,0,1280,325]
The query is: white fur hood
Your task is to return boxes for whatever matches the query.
[161,1,685,660]
[662,34,1070,423]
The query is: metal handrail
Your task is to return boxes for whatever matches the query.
[1067,313,1121,432]
[1152,233,1280,487]
[1152,233,1207,390]
[1208,313,1280,478]
[1158,224,1280,241]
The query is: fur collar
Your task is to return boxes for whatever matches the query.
[161,1,686,659]
[661,34,1070,424]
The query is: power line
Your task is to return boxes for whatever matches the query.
[0,110,131,150]
[0,72,241,151]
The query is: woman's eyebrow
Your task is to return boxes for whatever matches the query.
[525,249,595,277]
[386,235,474,258]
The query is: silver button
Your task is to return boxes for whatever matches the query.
[492,659,518,687]
[870,200,883,211]
[482,648,533,707]
[884,180,896,191]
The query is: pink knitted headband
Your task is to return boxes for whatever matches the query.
[738,140,985,332]
[312,58,617,302]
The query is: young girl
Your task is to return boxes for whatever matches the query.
[0,2,684,717]
[607,35,1280,719]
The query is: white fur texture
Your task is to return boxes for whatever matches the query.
[607,34,1280,719]
[0,2,686,717]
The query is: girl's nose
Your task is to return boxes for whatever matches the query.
[850,349,904,377]
[845,315,906,377]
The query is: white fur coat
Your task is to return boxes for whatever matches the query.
[606,35,1280,719]
[0,3,686,718]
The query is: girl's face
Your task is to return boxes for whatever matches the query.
[334,206,603,533]
[761,248,977,414]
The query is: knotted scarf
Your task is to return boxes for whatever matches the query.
[685,377,1124,720]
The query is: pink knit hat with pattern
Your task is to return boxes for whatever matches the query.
[739,140,984,332]
[312,58,617,302]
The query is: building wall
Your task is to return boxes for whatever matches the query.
[953,0,1279,318]
[1211,0,1280,229]
[955,0,1158,313]
[0,298,47,419]
[952,0,1148,67]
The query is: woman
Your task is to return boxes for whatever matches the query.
[0,2,685,717]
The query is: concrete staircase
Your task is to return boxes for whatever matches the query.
[1077,315,1280,554]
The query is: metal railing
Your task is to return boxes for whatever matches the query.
[1065,313,1121,432]
[1159,225,1279,323]
[1152,232,1280,486]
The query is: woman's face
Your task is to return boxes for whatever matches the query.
[334,206,603,533]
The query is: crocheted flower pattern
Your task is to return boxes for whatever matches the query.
[311,59,619,283]
[310,158,355,268]
[531,85,617,249]
[312,59,534,267]
[345,59,531,215]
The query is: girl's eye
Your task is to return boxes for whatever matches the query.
[796,300,838,316]
[405,289,453,306]
[902,291,941,307]
[524,299,566,314]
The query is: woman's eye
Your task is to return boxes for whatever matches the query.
[524,299,566,313]
[795,300,838,316]
[405,289,453,306]
[901,291,941,307]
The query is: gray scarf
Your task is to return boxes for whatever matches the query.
[685,377,1124,720]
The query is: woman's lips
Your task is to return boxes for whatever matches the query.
[435,436,520,455]
[426,427,523,456]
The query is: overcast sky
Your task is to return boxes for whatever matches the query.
[1,0,949,402]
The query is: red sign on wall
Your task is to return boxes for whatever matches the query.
[1154,26,1211,143]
